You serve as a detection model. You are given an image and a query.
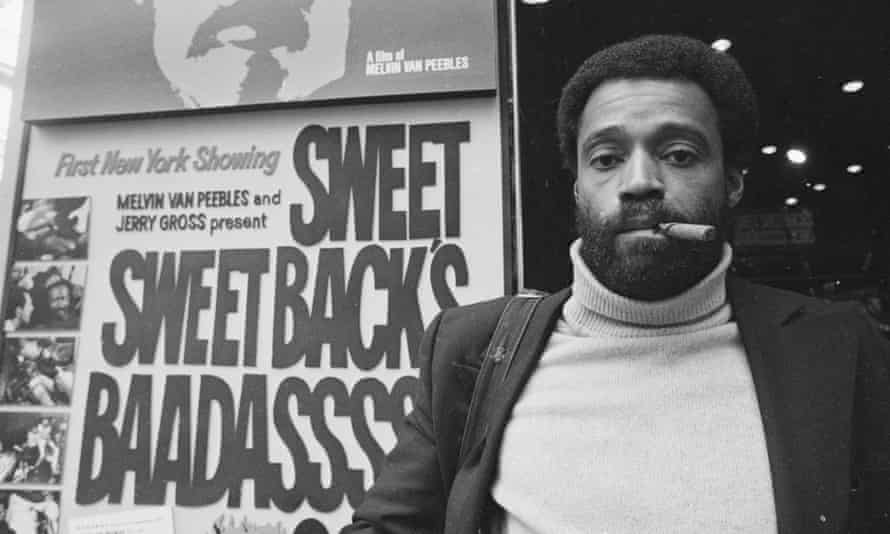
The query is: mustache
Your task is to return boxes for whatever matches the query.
[601,199,691,232]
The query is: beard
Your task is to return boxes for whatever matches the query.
[576,198,728,301]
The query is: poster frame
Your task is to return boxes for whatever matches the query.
[0,122,31,339]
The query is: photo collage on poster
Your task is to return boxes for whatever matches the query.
[1,196,90,534]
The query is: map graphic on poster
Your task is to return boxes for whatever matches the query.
[5,98,506,533]
[24,0,498,120]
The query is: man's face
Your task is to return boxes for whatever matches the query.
[48,285,72,320]
[150,0,352,107]
[574,78,743,301]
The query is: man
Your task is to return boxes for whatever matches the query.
[33,491,61,534]
[344,35,890,533]
[7,339,74,406]
[41,279,78,330]
[6,490,54,534]
[8,339,56,406]
[3,286,33,332]
[15,197,90,261]
[142,0,352,107]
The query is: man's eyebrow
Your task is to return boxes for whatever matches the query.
[578,125,626,156]
[650,123,712,151]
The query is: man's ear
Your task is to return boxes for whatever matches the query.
[726,167,744,208]
[573,180,580,202]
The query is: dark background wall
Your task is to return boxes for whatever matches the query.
[516,0,890,317]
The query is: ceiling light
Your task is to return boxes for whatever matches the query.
[711,39,732,53]
[846,164,863,174]
[812,183,827,192]
[521,0,550,4]
[761,145,777,155]
[785,197,799,207]
[842,80,864,93]
[786,148,807,165]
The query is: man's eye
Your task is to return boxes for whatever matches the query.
[663,149,698,166]
[589,153,623,170]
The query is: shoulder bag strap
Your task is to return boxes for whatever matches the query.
[457,291,546,464]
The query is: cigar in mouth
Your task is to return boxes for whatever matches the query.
[655,223,717,241]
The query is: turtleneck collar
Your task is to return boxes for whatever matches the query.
[563,239,734,337]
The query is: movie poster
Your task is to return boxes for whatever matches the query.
[4,98,506,533]
[23,0,497,120]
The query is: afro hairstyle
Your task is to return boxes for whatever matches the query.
[556,34,758,176]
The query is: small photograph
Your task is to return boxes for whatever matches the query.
[0,337,76,407]
[0,489,60,534]
[0,413,67,485]
[14,196,90,261]
[4,263,87,332]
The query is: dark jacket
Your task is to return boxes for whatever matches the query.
[345,277,890,533]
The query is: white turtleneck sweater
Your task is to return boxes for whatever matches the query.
[490,240,777,534]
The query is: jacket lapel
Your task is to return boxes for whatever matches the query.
[729,277,857,533]
[729,277,801,534]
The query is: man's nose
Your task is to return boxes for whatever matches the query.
[618,150,665,200]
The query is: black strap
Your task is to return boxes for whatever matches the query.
[457,291,545,464]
